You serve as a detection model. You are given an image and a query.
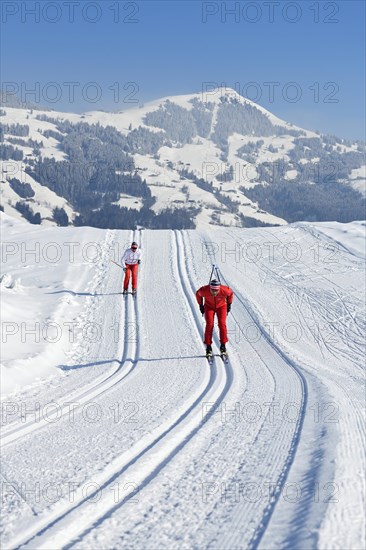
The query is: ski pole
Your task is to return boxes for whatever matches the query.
[110,259,124,269]
[209,264,215,284]
[214,265,221,283]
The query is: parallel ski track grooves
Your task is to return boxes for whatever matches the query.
[217,227,308,548]
[249,226,365,543]
[11,230,231,550]
[1,231,140,448]
[62,230,234,549]
[8,230,141,549]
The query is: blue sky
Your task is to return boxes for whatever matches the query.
[1,0,365,140]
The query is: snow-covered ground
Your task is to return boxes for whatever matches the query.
[349,165,366,196]
[1,214,365,549]
[0,160,75,224]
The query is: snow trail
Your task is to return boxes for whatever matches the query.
[1,223,364,549]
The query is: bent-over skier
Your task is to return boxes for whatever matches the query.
[196,279,233,357]
[121,241,142,295]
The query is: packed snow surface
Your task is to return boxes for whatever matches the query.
[1,214,365,549]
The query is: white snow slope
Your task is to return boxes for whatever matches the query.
[1,214,365,550]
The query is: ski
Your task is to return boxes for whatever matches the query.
[220,352,229,364]
[206,353,214,365]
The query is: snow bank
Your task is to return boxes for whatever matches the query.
[0,213,122,395]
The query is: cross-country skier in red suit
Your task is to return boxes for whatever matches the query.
[196,279,234,356]
[122,241,142,295]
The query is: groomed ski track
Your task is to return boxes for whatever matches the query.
[2,226,364,549]
[1,229,133,437]
[2,230,232,549]
[1,230,141,448]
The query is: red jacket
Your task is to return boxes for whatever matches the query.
[196,285,233,310]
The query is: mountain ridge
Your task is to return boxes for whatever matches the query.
[1,88,365,228]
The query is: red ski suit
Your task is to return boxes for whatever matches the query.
[123,264,138,291]
[196,285,234,345]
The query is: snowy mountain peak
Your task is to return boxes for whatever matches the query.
[0,91,365,229]
[200,85,262,106]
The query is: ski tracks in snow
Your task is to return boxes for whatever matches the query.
[3,230,234,549]
[77,231,309,550]
[2,226,364,549]
[1,230,142,547]
[219,225,364,548]
[1,230,138,447]
[177,229,308,549]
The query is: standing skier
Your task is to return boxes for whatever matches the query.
[196,279,233,357]
[121,241,142,295]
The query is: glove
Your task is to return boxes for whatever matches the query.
[137,259,141,264]
[199,304,205,315]
[227,303,231,314]
[123,268,127,272]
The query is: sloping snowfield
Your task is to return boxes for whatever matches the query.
[1,215,365,550]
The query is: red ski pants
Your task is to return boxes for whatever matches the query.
[123,264,139,291]
[204,306,228,345]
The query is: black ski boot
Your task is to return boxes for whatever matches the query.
[220,343,229,363]
[206,345,213,356]
[122,289,127,295]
